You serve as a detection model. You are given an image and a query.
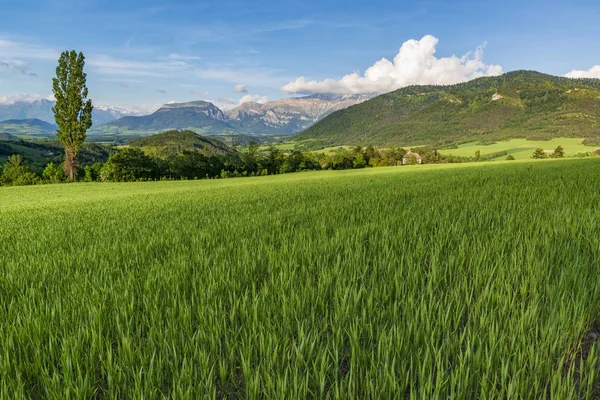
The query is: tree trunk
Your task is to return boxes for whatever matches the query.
[64,148,77,180]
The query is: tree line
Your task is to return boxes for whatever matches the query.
[0,143,470,186]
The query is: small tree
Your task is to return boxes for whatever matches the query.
[353,153,367,168]
[552,145,565,158]
[506,154,515,160]
[52,50,93,180]
[532,148,547,159]
[100,148,157,182]
[474,150,481,162]
[241,140,261,174]
[43,162,64,183]
[0,155,40,186]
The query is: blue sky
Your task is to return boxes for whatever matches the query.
[1,0,600,111]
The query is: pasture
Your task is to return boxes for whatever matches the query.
[439,138,597,160]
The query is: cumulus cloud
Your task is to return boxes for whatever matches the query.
[214,97,238,110]
[282,35,503,95]
[0,39,59,60]
[564,66,600,79]
[234,84,248,93]
[239,94,269,104]
[213,94,270,110]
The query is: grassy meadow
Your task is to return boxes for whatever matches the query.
[439,138,597,160]
[267,137,598,159]
[1,159,600,398]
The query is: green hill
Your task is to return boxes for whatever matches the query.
[295,71,600,147]
[0,132,20,141]
[127,130,236,156]
[0,118,57,135]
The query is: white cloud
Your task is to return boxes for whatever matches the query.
[87,55,192,77]
[213,97,238,111]
[564,66,600,79]
[0,39,59,60]
[0,93,54,105]
[239,94,269,104]
[234,84,248,93]
[282,35,503,95]
[212,94,269,110]
[168,53,202,61]
[195,67,287,86]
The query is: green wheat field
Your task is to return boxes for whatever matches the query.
[1,159,600,398]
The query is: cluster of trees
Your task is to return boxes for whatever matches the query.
[532,146,565,159]
[0,142,470,186]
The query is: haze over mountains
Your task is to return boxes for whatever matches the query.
[0,99,133,126]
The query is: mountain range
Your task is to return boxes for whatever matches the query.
[0,99,133,126]
[0,94,373,137]
[97,93,373,136]
[101,101,235,136]
[296,71,600,147]
[225,93,375,135]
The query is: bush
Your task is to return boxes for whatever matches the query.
[506,154,515,160]
[353,154,367,168]
[0,155,41,186]
[43,162,65,183]
[551,145,564,158]
[100,148,158,182]
[531,148,547,159]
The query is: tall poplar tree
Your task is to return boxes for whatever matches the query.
[52,50,93,180]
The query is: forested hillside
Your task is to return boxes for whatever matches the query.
[127,130,235,156]
[296,71,600,147]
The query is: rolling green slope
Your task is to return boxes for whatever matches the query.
[0,118,57,135]
[296,71,600,147]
